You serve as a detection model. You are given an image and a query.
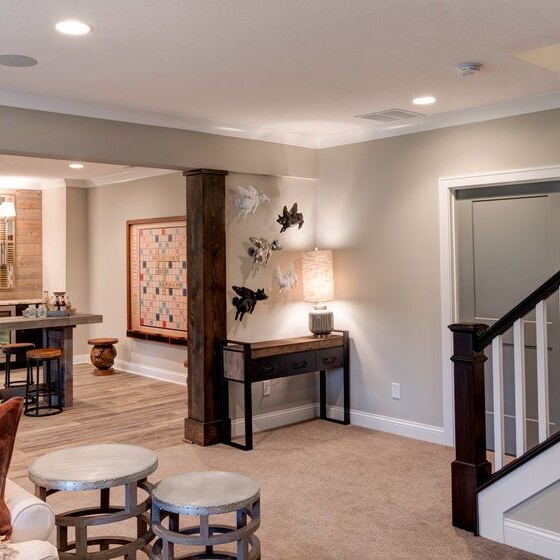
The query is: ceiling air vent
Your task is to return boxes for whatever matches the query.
[355,108,424,124]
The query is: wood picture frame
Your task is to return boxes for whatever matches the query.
[126,216,188,345]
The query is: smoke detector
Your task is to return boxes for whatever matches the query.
[456,63,482,77]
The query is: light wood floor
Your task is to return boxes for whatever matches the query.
[9,364,187,484]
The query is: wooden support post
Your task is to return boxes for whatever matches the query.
[449,323,492,532]
[184,169,227,446]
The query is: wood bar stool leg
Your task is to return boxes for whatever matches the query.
[46,359,53,409]
[35,362,40,415]
[4,353,10,388]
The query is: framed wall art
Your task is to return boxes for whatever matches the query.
[127,216,188,345]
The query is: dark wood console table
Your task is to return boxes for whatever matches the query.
[221,330,350,450]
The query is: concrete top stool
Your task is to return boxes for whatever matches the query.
[87,337,118,375]
[151,471,261,559]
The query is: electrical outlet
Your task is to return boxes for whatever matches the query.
[391,382,401,400]
[263,380,272,397]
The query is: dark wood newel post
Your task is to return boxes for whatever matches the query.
[184,169,228,446]
[449,322,492,533]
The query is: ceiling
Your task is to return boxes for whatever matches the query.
[2,0,560,148]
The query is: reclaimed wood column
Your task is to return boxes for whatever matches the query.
[184,169,227,446]
[449,322,492,532]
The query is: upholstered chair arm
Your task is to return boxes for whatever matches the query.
[4,479,55,543]
[8,540,59,560]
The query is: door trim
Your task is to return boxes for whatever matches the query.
[439,165,560,446]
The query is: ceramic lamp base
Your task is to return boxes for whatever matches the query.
[309,310,334,338]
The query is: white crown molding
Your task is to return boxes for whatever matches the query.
[0,88,319,149]
[2,87,560,151]
[317,90,560,148]
[89,167,177,187]
[39,178,68,190]
[14,169,176,191]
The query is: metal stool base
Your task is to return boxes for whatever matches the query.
[24,355,63,417]
[152,509,261,560]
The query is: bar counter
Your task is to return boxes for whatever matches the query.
[0,313,103,407]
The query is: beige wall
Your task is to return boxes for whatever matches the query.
[317,108,560,429]
[226,173,318,416]
[66,187,89,353]
[86,170,318,415]
[42,187,66,294]
[87,173,187,370]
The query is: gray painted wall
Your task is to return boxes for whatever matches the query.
[317,108,560,429]
[7,103,560,437]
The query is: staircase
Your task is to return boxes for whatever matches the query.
[450,270,560,559]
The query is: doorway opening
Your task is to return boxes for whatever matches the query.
[438,165,560,446]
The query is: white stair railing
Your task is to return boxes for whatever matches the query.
[492,335,505,469]
[450,268,560,532]
[513,319,527,456]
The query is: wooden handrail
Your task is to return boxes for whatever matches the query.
[475,269,560,352]
[476,428,560,495]
[450,268,560,533]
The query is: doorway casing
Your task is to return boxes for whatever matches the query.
[438,164,560,446]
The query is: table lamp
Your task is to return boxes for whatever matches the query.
[302,248,334,337]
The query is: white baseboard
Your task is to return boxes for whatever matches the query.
[231,404,317,438]
[73,354,89,364]
[113,359,186,386]
[505,519,560,560]
[230,402,445,445]
[324,405,446,445]
[73,355,186,385]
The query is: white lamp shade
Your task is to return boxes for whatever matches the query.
[302,249,334,303]
[0,201,16,218]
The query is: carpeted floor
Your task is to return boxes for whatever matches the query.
[8,369,543,559]
[15,420,543,559]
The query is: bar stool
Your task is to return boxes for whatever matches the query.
[152,471,261,559]
[2,342,35,389]
[24,348,63,417]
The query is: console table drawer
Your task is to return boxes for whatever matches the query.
[317,346,344,369]
[251,356,284,380]
[284,351,316,375]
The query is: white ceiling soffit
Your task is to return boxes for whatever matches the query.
[3,1,560,149]
[0,154,176,189]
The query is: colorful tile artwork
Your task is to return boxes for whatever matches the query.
[135,224,187,332]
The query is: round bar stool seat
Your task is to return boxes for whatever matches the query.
[27,348,62,361]
[2,342,35,389]
[25,347,63,417]
[152,471,261,560]
[87,337,118,375]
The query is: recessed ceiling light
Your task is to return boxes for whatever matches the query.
[413,96,436,105]
[69,163,84,169]
[55,20,92,35]
[0,54,38,67]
